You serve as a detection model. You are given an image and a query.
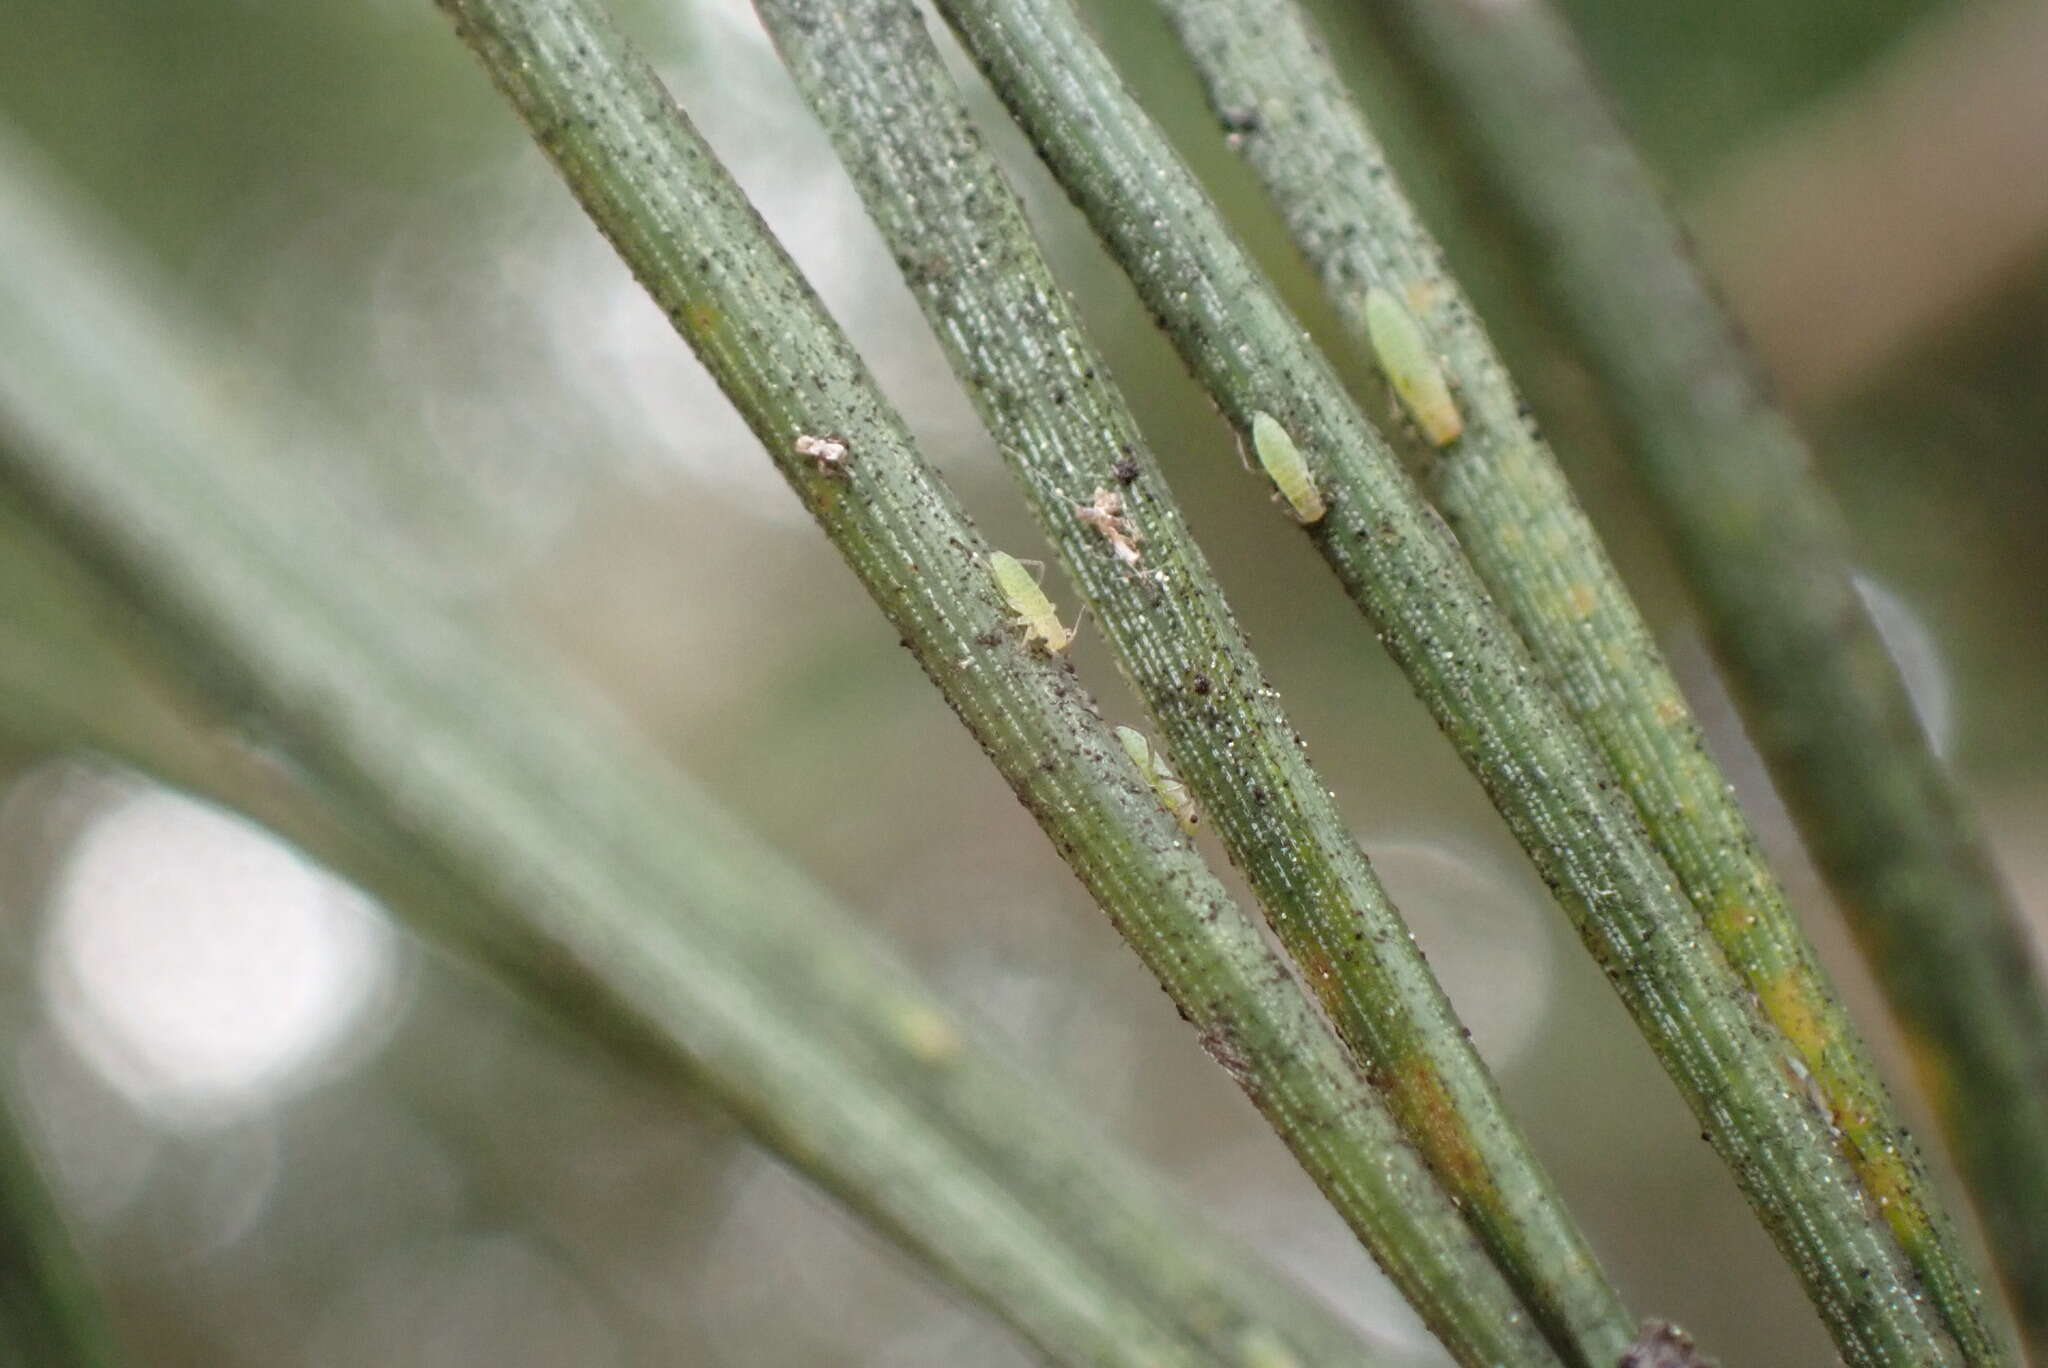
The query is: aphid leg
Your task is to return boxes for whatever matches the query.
[1232,425,1254,472]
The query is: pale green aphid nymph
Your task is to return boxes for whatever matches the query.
[1114,725,1199,836]
[989,550,1076,654]
[1364,286,1464,447]
[1250,411,1326,524]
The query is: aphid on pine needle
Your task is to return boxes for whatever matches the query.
[1114,725,1199,836]
[1363,287,1463,446]
[1074,486,1142,567]
[1251,411,1325,524]
[1617,1321,1713,1368]
[989,551,1079,655]
[794,432,851,477]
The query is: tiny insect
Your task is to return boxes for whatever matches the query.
[1250,411,1326,524]
[794,432,851,476]
[1363,287,1463,446]
[1617,1321,1710,1368]
[1115,725,1199,836]
[1218,105,1262,154]
[989,551,1078,654]
[1074,486,1143,568]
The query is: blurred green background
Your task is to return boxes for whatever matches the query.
[0,0,2042,1363]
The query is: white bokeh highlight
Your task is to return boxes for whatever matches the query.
[1853,573,1956,759]
[39,788,400,1127]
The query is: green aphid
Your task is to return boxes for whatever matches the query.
[1250,411,1326,524]
[989,550,1076,654]
[1364,286,1464,446]
[1114,725,1199,836]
